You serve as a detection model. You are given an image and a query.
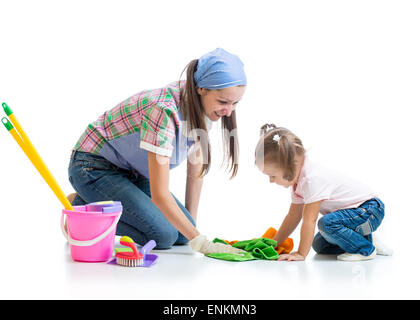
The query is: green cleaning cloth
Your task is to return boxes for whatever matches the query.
[233,238,277,251]
[206,251,257,262]
[206,237,280,262]
[212,238,230,245]
[253,246,279,260]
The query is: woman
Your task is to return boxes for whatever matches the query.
[67,48,246,255]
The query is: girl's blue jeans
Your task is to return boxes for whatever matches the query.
[312,198,385,256]
[68,150,196,249]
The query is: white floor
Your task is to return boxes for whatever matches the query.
[0,167,415,300]
[0,232,414,300]
[1,161,415,300]
[0,191,416,301]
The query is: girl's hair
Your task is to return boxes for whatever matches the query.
[255,124,305,181]
[179,59,239,179]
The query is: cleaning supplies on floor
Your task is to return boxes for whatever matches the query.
[62,203,122,262]
[1,102,73,211]
[206,227,294,262]
[233,238,280,259]
[206,238,279,261]
[1,103,139,265]
[205,251,257,262]
[138,240,159,267]
[86,201,123,213]
[110,237,159,267]
[115,236,144,267]
[262,227,294,254]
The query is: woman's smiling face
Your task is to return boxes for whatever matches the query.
[197,86,246,121]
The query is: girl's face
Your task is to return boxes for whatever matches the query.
[197,86,246,121]
[256,160,296,188]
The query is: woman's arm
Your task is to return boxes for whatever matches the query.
[278,200,321,261]
[273,203,304,244]
[148,150,246,255]
[185,144,204,222]
[148,151,200,241]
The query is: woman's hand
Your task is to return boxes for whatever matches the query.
[190,234,246,255]
[277,251,305,261]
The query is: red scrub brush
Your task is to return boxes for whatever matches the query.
[115,236,144,267]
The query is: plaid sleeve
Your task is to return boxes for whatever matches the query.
[139,104,176,157]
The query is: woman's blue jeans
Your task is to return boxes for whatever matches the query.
[312,198,385,256]
[68,150,196,249]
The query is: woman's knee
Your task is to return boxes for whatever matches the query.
[153,228,179,249]
[116,220,178,249]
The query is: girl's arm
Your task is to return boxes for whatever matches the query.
[278,200,321,261]
[185,144,204,222]
[148,151,200,240]
[274,203,304,244]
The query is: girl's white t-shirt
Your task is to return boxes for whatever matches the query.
[291,157,377,215]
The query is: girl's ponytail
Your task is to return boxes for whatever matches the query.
[277,135,297,181]
[260,123,277,136]
[255,124,305,181]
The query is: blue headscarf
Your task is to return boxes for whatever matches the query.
[194,48,247,89]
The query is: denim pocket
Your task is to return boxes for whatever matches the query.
[355,219,372,236]
[69,159,89,171]
[367,215,381,234]
[81,158,117,172]
[355,203,384,236]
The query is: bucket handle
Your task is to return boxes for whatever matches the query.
[61,212,121,247]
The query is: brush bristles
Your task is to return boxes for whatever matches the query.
[116,257,144,267]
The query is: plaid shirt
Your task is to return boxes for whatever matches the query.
[74,81,185,157]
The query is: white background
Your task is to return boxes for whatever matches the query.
[0,0,419,300]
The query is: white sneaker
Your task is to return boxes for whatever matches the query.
[372,234,393,256]
[337,248,377,261]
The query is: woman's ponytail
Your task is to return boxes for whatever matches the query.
[181,59,211,177]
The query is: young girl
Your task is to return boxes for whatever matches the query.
[255,124,390,261]
[66,48,246,255]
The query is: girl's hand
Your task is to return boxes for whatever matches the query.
[277,251,305,261]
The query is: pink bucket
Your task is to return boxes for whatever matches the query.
[61,205,122,262]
